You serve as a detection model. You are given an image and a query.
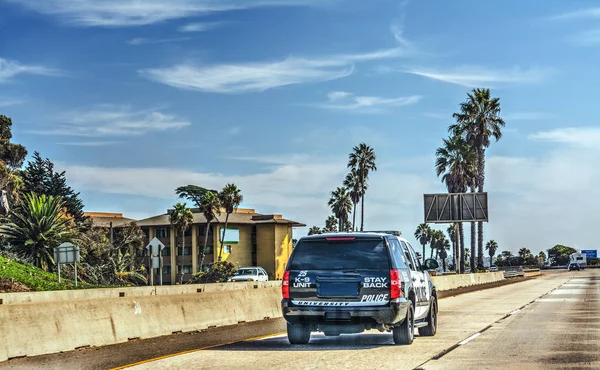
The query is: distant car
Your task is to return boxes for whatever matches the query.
[568,263,581,271]
[227,267,269,282]
[490,266,498,272]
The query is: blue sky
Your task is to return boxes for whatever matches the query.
[1,0,600,255]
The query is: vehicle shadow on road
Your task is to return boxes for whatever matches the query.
[212,333,403,352]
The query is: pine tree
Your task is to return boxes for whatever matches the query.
[21,152,87,225]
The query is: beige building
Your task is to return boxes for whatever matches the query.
[85,208,304,284]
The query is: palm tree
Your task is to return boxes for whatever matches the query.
[307,226,321,235]
[1,193,73,271]
[328,186,353,232]
[429,230,444,259]
[199,191,221,270]
[486,240,498,268]
[323,215,338,233]
[170,202,193,279]
[452,88,505,271]
[218,184,243,261]
[414,223,431,263]
[438,237,450,272]
[435,134,477,273]
[347,143,377,231]
[447,224,458,271]
[343,169,362,232]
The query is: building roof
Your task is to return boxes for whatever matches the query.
[84,212,135,228]
[136,209,305,228]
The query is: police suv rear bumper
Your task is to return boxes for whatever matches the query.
[281,298,410,326]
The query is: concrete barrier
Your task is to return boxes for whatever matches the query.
[0,286,281,362]
[431,272,505,291]
[0,272,506,362]
[0,281,281,305]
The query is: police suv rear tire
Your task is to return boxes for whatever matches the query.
[419,297,437,337]
[287,323,311,344]
[393,303,414,345]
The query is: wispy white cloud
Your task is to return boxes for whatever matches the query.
[0,57,60,83]
[401,66,554,87]
[549,7,600,21]
[56,141,120,146]
[529,127,600,149]
[316,91,422,113]
[139,28,413,93]
[28,104,190,137]
[569,29,600,46]
[0,98,25,107]
[178,22,223,32]
[7,0,333,27]
[127,37,193,45]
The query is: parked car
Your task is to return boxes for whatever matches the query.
[490,266,498,272]
[568,263,581,271]
[281,232,439,345]
[227,267,269,282]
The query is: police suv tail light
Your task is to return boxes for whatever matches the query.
[390,269,402,299]
[282,270,290,299]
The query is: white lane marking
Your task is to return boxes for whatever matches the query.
[509,309,521,316]
[458,333,481,345]
[536,298,580,303]
[550,289,586,295]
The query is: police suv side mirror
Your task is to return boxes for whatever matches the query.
[423,258,439,271]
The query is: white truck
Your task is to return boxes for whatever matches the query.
[569,252,586,269]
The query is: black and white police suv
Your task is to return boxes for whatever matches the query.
[281,232,439,345]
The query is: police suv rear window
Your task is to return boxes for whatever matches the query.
[289,239,390,270]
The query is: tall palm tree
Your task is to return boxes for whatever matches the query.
[438,237,450,272]
[414,223,431,263]
[347,143,377,231]
[447,224,458,271]
[343,169,362,232]
[452,88,505,271]
[170,202,193,258]
[429,230,444,259]
[486,240,498,268]
[199,191,221,270]
[323,215,338,233]
[328,186,353,231]
[435,134,477,274]
[1,193,72,271]
[307,226,321,235]
[218,183,243,261]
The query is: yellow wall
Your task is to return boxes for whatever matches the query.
[213,225,253,268]
[274,225,293,280]
[256,225,276,279]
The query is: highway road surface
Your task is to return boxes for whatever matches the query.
[1,269,597,370]
[123,269,599,370]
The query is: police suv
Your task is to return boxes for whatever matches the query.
[281,232,439,345]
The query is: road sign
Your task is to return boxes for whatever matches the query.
[54,242,80,286]
[582,250,597,259]
[424,192,488,223]
[145,237,166,256]
[55,242,80,264]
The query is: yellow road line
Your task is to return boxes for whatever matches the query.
[110,331,286,370]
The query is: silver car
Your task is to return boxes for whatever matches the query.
[228,267,269,282]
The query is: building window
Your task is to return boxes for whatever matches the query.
[224,245,231,254]
[156,228,170,238]
[203,245,213,255]
[161,247,170,257]
[162,266,171,275]
[141,227,150,239]
[177,247,192,256]
[178,265,192,274]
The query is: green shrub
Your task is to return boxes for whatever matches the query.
[188,261,237,284]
